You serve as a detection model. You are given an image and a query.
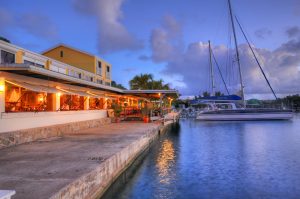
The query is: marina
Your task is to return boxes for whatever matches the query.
[1,0,300,198]
[113,115,300,199]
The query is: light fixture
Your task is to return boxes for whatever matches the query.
[0,84,4,92]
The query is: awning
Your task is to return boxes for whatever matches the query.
[56,87,94,97]
[5,80,65,94]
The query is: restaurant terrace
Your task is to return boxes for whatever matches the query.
[0,41,178,133]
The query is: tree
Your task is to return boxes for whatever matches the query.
[215,91,224,97]
[129,73,170,90]
[0,36,10,43]
[111,81,127,90]
[202,91,210,97]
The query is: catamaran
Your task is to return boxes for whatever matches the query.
[196,0,293,121]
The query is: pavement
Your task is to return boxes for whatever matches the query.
[0,122,159,199]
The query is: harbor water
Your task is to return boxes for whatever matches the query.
[114,114,300,199]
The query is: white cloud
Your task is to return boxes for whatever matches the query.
[149,18,300,97]
[150,15,183,62]
[73,0,143,54]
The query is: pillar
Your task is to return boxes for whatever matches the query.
[16,50,24,64]
[45,60,52,70]
[84,97,90,110]
[47,93,60,111]
[55,93,61,111]
[0,77,5,113]
[103,98,107,109]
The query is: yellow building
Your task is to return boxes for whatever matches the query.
[42,44,112,86]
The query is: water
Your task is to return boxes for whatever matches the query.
[114,114,300,199]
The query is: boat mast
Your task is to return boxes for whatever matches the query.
[235,16,278,100]
[208,40,215,96]
[228,0,245,106]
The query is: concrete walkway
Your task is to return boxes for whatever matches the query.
[0,122,159,199]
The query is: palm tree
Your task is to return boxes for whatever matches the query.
[129,73,171,90]
[129,74,153,90]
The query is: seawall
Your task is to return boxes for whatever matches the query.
[0,118,178,199]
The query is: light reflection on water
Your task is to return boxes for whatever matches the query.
[156,139,175,184]
[115,114,300,199]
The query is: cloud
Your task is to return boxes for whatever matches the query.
[17,13,58,40]
[123,67,137,73]
[150,15,183,62]
[0,8,13,28]
[254,28,272,39]
[138,55,150,61]
[149,17,300,96]
[0,8,58,41]
[286,26,300,38]
[73,0,143,54]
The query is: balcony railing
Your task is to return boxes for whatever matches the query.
[0,41,115,88]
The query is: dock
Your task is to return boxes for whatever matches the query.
[0,119,177,199]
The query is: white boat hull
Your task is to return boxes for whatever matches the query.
[196,112,293,121]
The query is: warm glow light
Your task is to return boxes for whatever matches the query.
[158,93,161,96]
[38,97,44,102]
[156,139,175,184]
[57,92,61,97]
[0,84,4,92]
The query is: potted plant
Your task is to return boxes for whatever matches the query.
[111,103,123,123]
[141,106,150,123]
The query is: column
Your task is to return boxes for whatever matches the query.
[55,93,61,111]
[16,50,24,64]
[84,97,90,110]
[0,77,5,113]
[103,98,107,109]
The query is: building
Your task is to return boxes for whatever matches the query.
[42,44,112,86]
[0,40,178,133]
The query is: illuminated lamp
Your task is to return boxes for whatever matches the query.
[0,84,4,92]
[38,96,44,102]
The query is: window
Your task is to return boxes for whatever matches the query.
[106,66,110,72]
[60,51,64,58]
[97,61,102,75]
[1,50,15,64]
[24,60,44,68]
[97,79,103,84]
[90,77,93,82]
[78,73,82,79]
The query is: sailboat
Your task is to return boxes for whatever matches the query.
[196,0,293,121]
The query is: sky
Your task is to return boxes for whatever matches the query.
[1,0,300,99]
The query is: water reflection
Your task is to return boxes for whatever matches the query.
[115,115,300,199]
[156,139,175,184]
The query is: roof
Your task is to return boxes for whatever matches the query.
[0,64,123,93]
[124,89,179,98]
[41,43,110,65]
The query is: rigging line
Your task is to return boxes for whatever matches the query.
[211,49,230,95]
[234,15,278,100]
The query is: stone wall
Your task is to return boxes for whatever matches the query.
[49,124,166,199]
[0,117,111,149]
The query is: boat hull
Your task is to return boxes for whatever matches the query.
[196,111,293,121]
